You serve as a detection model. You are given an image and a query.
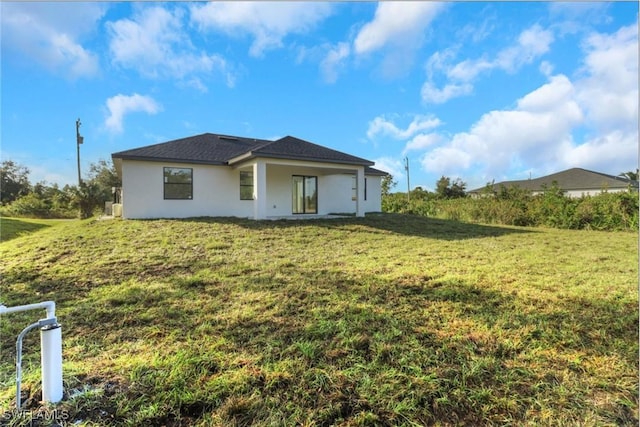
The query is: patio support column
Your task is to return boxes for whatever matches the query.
[356,166,365,217]
[253,160,267,220]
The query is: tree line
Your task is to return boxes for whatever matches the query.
[0,159,121,219]
[382,174,638,232]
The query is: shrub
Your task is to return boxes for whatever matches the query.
[575,192,639,231]
[382,189,638,231]
[3,193,50,218]
[2,192,76,219]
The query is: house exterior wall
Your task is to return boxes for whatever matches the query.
[569,188,632,198]
[321,175,352,214]
[321,174,383,214]
[265,167,382,216]
[121,160,253,219]
[365,175,383,212]
[532,188,632,198]
[266,164,318,216]
[121,159,383,219]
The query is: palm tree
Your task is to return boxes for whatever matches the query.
[619,169,639,181]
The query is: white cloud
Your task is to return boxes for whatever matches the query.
[575,22,638,133]
[421,145,474,176]
[456,14,496,44]
[302,2,445,83]
[372,157,405,182]
[421,82,473,104]
[425,48,458,80]
[422,24,554,104]
[105,94,162,134]
[517,74,575,112]
[549,2,612,36]
[1,3,105,78]
[367,115,442,140]
[418,19,638,184]
[320,42,350,84]
[367,114,446,161]
[447,56,496,82]
[539,60,554,77]
[559,130,637,174]
[420,73,584,180]
[403,133,443,155]
[52,33,99,78]
[549,2,611,21]
[471,98,582,158]
[30,164,75,187]
[495,24,554,73]
[353,2,445,78]
[181,78,209,94]
[189,2,332,57]
[353,2,444,55]
[107,5,232,87]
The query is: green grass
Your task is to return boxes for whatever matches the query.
[0,217,69,242]
[0,214,637,426]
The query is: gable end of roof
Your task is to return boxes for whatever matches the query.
[229,136,374,166]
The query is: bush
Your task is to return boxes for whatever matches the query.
[575,192,639,231]
[381,189,638,232]
[72,182,103,219]
[0,158,119,219]
[381,192,409,213]
[1,192,76,219]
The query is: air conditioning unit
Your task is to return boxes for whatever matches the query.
[113,203,123,217]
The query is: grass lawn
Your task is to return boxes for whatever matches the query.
[0,214,637,426]
[0,217,70,243]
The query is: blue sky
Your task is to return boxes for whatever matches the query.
[1,2,638,191]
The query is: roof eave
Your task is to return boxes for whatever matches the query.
[227,152,255,165]
[365,168,390,176]
[228,151,374,167]
[111,154,227,166]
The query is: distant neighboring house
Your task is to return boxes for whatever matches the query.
[468,168,639,198]
[111,133,387,219]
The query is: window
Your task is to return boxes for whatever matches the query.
[240,171,254,200]
[164,167,192,200]
[292,175,317,214]
[351,176,367,201]
[352,176,357,201]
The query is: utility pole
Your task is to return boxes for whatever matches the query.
[76,118,84,186]
[404,156,410,202]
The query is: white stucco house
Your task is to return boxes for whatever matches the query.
[111,133,387,220]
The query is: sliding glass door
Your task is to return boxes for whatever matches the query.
[292,175,317,214]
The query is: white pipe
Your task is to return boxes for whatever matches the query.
[0,301,56,319]
[0,301,62,405]
[41,325,63,403]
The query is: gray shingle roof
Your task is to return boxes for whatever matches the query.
[469,168,638,193]
[230,136,374,166]
[112,133,375,167]
[364,166,389,176]
[111,133,271,165]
